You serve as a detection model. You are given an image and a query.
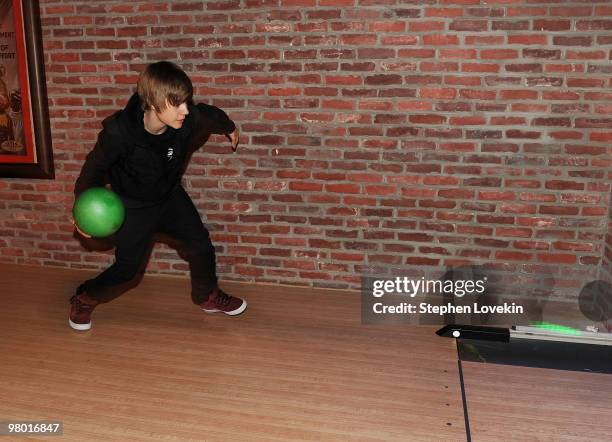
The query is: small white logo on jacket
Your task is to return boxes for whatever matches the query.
[167,147,174,161]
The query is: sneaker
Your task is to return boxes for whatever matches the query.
[200,286,247,316]
[69,287,99,331]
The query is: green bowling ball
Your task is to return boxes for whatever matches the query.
[73,187,125,237]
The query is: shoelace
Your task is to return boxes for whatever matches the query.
[70,295,94,310]
[214,290,232,306]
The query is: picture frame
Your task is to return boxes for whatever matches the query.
[0,0,53,179]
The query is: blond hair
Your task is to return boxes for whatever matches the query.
[137,61,193,111]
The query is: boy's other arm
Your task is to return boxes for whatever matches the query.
[74,130,122,197]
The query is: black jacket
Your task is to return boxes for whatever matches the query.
[74,93,235,207]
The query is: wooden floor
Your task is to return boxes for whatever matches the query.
[462,362,612,442]
[0,264,464,441]
[2,263,611,441]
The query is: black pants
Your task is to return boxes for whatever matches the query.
[81,186,217,305]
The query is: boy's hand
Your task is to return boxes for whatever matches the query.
[71,218,92,239]
[228,128,239,152]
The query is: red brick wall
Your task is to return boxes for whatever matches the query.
[604,195,612,283]
[1,0,611,290]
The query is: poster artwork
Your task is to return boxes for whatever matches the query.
[0,0,28,161]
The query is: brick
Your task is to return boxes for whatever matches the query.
[537,253,577,264]
[368,21,405,32]
[381,36,418,46]
[398,49,436,59]
[423,35,459,45]
[365,75,403,85]
[288,182,323,192]
[506,64,543,73]
[420,88,457,99]
[582,207,607,216]
[419,200,456,209]
[462,63,500,73]
[441,142,476,151]
[479,191,515,201]
[475,238,509,248]
[438,189,474,199]
[545,180,584,191]
[576,20,612,31]
[495,227,532,238]
[400,188,435,198]
[357,48,395,59]
[326,184,361,194]
[506,130,541,139]
[406,257,440,265]
[425,8,463,18]
[481,49,518,59]
[509,35,548,45]
[331,252,365,262]
[540,206,580,216]
[500,90,538,100]
[463,177,502,187]
[496,251,533,261]
[171,2,204,11]
[477,215,515,225]
[534,20,571,32]
[553,242,593,252]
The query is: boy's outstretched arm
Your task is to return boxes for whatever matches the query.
[227,126,239,151]
[194,103,239,151]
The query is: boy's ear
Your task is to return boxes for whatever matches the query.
[156,98,171,112]
[151,101,165,113]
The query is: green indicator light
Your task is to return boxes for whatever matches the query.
[532,321,582,336]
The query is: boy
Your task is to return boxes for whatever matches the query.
[70,61,246,331]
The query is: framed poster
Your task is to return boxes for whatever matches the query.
[0,0,53,179]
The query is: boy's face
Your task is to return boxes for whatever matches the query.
[154,99,189,129]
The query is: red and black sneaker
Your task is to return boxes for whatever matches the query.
[200,286,247,316]
[69,287,99,331]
